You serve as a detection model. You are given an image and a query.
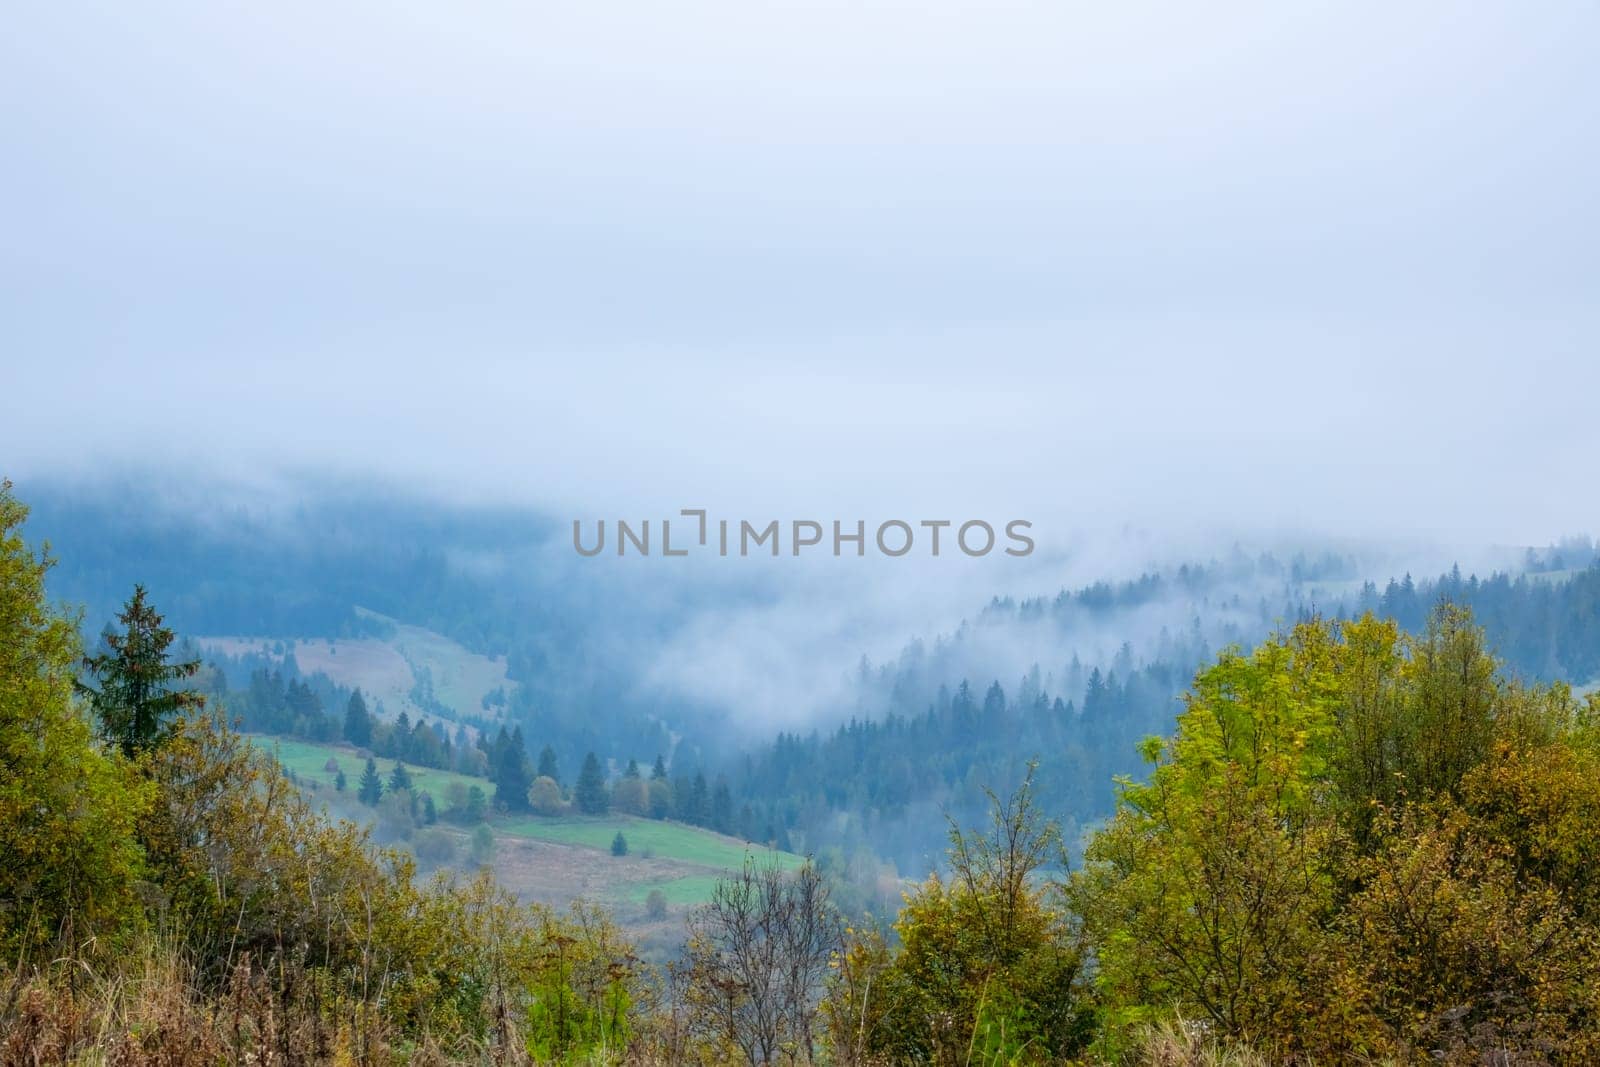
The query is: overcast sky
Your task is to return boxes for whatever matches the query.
[4,1,1597,545]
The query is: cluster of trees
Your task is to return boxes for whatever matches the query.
[490,736,763,842]
[717,552,1600,877]
[1352,560,1600,683]
[25,483,690,771]
[11,474,1600,1065]
[821,608,1600,1064]
[221,654,496,785]
[723,657,1199,873]
[0,482,638,1061]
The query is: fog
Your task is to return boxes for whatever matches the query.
[4,3,1598,560]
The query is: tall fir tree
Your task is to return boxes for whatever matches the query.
[77,584,203,758]
[537,744,561,784]
[651,754,668,780]
[711,778,734,834]
[389,760,414,794]
[491,726,532,812]
[575,752,610,815]
[344,689,372,747]
[358,756,383,806]
[689,772,710,826]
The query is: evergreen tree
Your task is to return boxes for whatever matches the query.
[344,690,372,747]
[358,757,383,806]
[392,711,412,760]
[77,584,203,757]
[465,785,488,823]
[537,744,561,784]
[421,792,437,824]
[389,760,414,794]
[575,752,610,814]
[611,831,628,857]
[335,769,347,792]
[492,726,533,812]
[689,772,710,826]
[711,778,735,833]
[624,758,641,778]
[651,754,668,780]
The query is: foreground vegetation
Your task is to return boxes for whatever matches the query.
[6,478,1600,1064]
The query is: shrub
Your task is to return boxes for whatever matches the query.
[413,827,457,867]
[527,775,564,816]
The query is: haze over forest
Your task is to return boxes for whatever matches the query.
[5,3,1600,1063]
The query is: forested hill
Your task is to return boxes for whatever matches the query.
[22,479,1600,878]
[22,480,558,649]
[21,481,707,763]
[732,551,1600,875]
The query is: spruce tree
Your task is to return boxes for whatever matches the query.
[344,689,372,747]
[711,778,734,833]
[575,752,610,814]
[610,831,628,856]
[465,785,488,823]
[651,754,667,780]
[689,772,710,826]
[358,757,383,806]
[78,584,203,757]
[389,760,413,794]
[537,744,560,784]
[492,727,532,812]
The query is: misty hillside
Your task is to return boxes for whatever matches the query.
[24,478,1600,879]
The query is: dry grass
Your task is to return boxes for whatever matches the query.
[1132,1019,1270,1067]
[1,947,352,1066]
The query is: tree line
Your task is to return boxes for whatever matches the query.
[8,477,1600,1063]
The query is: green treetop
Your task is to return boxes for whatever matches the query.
[358,757,384,806]
[78,584,204,758]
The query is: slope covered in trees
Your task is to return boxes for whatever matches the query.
[7,471,1600,1063]
[726,553,1600,874]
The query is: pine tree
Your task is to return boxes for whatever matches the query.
[537,744,561,784]
[392,711,412,760]
[651,754,668,780]
[624,758,641,779]
[344,690,372,747]
[77,584,204,757]
[421,792,437,824]
[711,778,734,833]
[492,727,532,812]
[610,831,628,857]
[335,769,347,792]
[389,760,414,794]
[689,772,710,826]
[575,752,610,815]
[465,785,488,823]
[358,757,383,806]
